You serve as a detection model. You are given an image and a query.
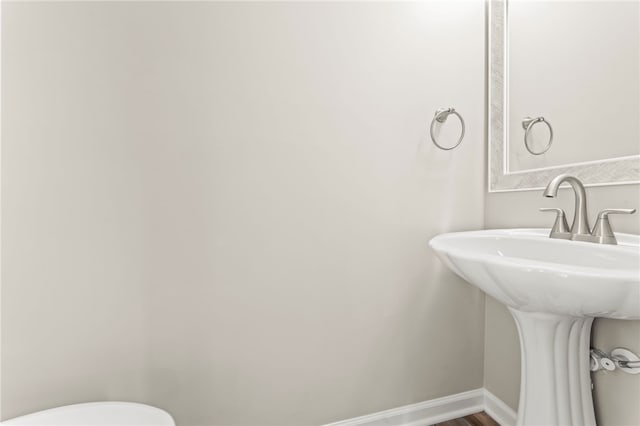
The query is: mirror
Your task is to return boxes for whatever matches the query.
[489,0,640,192]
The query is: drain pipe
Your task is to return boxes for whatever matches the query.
[590,347,640,374]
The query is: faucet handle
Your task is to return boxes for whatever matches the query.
[596,208,636,218]
[591,209,636,244]
[540,208,571,239]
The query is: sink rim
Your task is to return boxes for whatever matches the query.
[429,228,640,282]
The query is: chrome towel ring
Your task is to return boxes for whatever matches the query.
[430,108,465,150]
[522,116,553,155]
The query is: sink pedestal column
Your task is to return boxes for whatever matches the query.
[509,308,595,426]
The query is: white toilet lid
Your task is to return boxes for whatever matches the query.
[1,402,175,426]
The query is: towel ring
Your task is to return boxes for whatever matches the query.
[522,116,553,155]
[430,108,465,151]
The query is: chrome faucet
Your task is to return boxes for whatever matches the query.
[540,174,636,244]
[543,174,591,238]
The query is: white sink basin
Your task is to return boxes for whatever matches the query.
[430,228,640,426]
[430,228,640,319]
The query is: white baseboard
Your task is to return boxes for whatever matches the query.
[483,389,517,426]
[325,388,517,426]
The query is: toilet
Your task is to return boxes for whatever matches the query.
[1,402,175,425]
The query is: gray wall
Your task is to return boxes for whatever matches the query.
[1,1,486,424]
[484,185,640,425]
[1,0,153,418]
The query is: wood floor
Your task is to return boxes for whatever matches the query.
[434,411,500,426]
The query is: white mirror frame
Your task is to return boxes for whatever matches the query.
[488,0,640,192]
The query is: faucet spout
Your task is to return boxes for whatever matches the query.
[543,174,591,236]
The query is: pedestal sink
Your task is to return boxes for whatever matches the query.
[430,229,640,426]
